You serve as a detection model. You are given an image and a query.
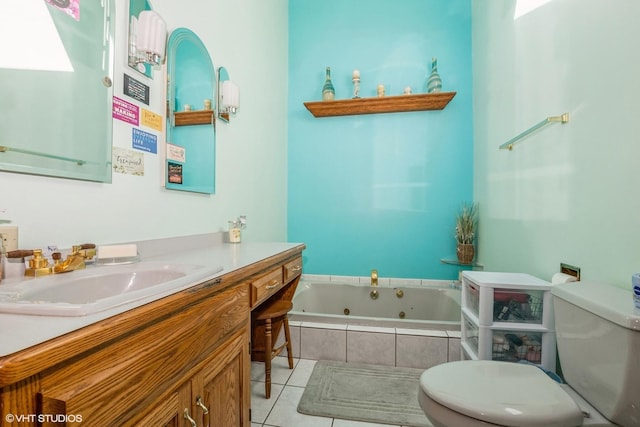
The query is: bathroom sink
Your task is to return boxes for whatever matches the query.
[0,262,223,316]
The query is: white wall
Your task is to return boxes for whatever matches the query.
[0,0,289,249]
[472,0,640,287]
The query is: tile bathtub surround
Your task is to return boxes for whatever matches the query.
[291,274,462,369]
[300,274,455,288]
[346,325,397,366]
[447,330,461,362]
[300,322,347,361]
[292,322,460,368]
[396,329,449,369]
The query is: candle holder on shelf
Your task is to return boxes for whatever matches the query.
[352,69,360,99]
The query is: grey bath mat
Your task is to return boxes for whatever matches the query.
[297,360,431,427]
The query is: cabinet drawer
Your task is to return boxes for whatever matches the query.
[283,256,303,282]
[462,314,556,370]
[250,268,283,307]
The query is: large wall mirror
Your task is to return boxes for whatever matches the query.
[0,0,115,183]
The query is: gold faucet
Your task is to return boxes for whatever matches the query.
[9,244,96,276]
[52,244,96,274]
[23,249,52,277]
[370,269,379,299]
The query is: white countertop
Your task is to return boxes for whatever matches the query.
[0,234,304,357]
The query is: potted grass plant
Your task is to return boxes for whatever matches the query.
[455,202,478,264]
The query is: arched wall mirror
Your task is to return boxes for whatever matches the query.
[165,28,216,194]
[0,0,115,183]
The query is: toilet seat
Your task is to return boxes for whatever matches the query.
[420,361,584,427]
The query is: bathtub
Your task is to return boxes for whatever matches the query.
[290,279,461,331]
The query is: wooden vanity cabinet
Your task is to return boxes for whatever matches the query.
[35,281,251,427]
[133,327,248,427]
[0,245,305,427]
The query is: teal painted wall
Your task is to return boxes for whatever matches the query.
[472,0,640,288]
[288,0,473,278]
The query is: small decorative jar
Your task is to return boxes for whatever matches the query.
[228,220,241,243]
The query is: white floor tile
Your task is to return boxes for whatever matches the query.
[333,419,401,427]
[250,381,283,424]
[251,356,297,385]
[264,385,333,427]
[287,358,316,387]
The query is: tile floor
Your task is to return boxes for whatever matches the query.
[250,356,432,427]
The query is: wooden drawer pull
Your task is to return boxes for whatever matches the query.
[266,280,279,290]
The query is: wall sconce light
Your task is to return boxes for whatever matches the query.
[128,10,167,71]
[217,66,239,123]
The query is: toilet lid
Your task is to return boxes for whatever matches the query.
[420,361,584,427]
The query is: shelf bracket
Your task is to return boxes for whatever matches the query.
[499,113,569,150]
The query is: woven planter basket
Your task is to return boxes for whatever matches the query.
[456,243,475,264]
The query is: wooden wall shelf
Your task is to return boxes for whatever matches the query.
[174,110,215,126]
[303,91,456,118]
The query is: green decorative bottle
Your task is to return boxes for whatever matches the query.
[322,67,335,101]
[427,57,442,93]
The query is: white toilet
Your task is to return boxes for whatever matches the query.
[418,281,640,427]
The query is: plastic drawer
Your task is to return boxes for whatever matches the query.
[463,281,480,318]
[477,327,556,371]
[461,314,479,355]
[492,289,545,324]
[462,271,554,327]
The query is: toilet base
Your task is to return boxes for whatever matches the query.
[418,388,504,427]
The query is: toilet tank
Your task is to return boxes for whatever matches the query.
[552,281,640,427]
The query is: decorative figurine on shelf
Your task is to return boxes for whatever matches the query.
[352,69,360,99]
[427,57,442,93]
[377,84,385,97]
[322,67,335,101]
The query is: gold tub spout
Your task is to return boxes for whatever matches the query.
[370,269,379,299]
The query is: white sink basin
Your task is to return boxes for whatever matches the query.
[0,262,222,316]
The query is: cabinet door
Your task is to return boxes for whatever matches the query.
[193,328,250,427]
[131,383,191,427]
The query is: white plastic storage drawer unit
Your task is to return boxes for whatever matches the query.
[462,271,554,327]
[460,271,556,371]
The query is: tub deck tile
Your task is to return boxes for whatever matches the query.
[396,328,448,337]
[347,324,395,334]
